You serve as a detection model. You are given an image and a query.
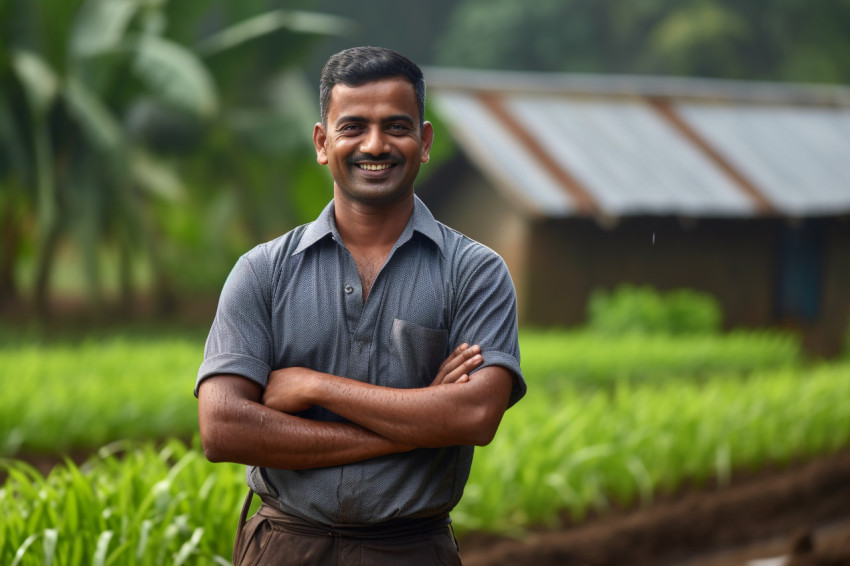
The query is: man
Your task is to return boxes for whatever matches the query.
[196,46,525,565]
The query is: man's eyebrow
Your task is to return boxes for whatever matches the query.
[334,114,415,127]
[381,114,415,124]
[334,115,368,127]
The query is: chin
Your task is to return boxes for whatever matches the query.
[340,186,413,205]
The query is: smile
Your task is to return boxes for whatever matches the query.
[357,163,393,171]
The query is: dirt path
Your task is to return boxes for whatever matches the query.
[672,519,850,566]
[458,449,850,566]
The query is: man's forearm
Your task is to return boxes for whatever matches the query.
[198,375,412,470]
[291,366,514,447]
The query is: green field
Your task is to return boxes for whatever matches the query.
[1,327,848,564]
[0,327,803,456]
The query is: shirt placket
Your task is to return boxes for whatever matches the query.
[338,250,375,522]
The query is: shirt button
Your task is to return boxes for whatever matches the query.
[344,285,354,294]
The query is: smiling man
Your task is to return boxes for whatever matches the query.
[196,46,525,565]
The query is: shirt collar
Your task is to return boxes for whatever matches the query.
[293,195,445,256]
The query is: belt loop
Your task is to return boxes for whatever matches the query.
[448,522,460,552]
[233,488,255,564]
[239,488,255,528]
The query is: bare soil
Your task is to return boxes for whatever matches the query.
[458,449,850,566]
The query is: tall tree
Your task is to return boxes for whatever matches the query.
[0,0,351,315]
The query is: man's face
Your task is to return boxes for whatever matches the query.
[314,77,433,207]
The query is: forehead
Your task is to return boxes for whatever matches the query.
[327,78,419,122]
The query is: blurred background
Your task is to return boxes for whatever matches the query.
[2,2,850,563]
[2,0,848,346]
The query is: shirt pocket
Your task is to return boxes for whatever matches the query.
[388,318,448,388]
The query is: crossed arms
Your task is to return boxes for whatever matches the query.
[197,344,514,470]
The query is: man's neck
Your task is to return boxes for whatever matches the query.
[333,191,415,302]
[333,192,415,253]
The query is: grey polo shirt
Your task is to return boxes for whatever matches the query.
[196,196,524,525]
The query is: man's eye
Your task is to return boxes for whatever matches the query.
[387,124,409,133]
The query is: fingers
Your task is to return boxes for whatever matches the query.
[433,344,483,386]
[451,353,483,381]
[441,344,477,376]
[438,343,470,372]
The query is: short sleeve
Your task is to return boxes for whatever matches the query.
[195,249,275,396]
[449,245,526,408]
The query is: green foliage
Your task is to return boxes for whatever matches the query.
[520,327,800,387]
[434,0,850,84]
[0,328,847,560]
[456,361,850,534]
[1,439,245,565]
[0,333,202,456]
[0,326,802,456]
[1,0,226,310]
[586,285,723,337]
[0,0,352,308]
[2,361,848,561]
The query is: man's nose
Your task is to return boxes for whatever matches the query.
[360,128,389,156]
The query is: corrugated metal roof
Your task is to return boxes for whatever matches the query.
[425,68,850,218]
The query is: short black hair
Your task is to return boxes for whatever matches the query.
[319,46,426,127]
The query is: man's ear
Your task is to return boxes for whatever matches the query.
[420,121,434,164]
[313,123,328,165]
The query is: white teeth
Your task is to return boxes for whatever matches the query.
[359,163,391,171]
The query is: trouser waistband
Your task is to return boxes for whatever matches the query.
[257,494,451,540]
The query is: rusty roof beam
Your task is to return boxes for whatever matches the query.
[648,97,774,215]
[477,91,600,216]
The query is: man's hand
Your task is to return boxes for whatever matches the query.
[263,367,317,414]
[430,343,483,386]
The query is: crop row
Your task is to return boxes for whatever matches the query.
[3,362,848,564]
[458,362,850,532]
[519,327,802,386]
[1,336,201,456]
[0,328,803,456]
[1,440,239,566]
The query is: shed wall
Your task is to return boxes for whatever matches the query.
[421,160,850,356]
[526,216,849,355]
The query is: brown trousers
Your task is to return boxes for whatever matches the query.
[233,491,463,565]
